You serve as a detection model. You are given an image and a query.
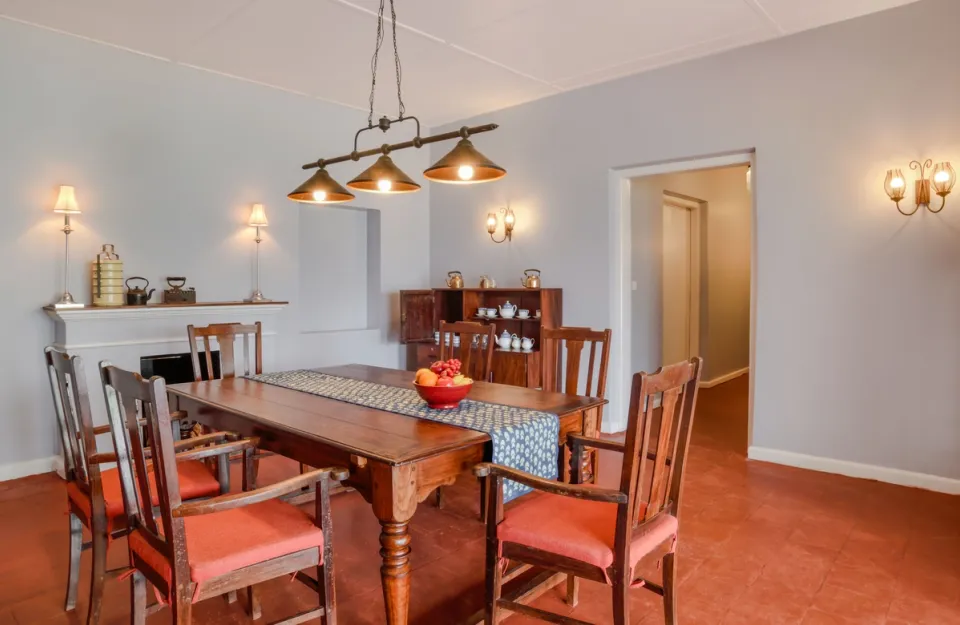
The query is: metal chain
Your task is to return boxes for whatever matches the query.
[367,0,387,127]
[389,0,405,118]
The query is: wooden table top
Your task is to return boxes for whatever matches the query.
[168,364,605,466]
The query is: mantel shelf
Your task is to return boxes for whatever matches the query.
[44,301,288,322]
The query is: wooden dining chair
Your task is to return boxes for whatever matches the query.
[44,346,252,625]
[475,357,703,625]
[100,362,348,625]
[434,320,496,510]
[438,320,496,382]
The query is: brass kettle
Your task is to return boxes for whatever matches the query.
[479,275,496,289]
[446,271,464,289]
[521,269,541,289]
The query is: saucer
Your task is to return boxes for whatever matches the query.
[521,348,533,353]
[517,315,530,320]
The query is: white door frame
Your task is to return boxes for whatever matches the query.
[662,192,703,363]
[606,151,756,438]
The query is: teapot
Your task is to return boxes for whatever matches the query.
[446,271,464,289]
[499,301,518,319]
[125,277,154,306]
[521,269,541,289]
[520,337,535,351]
[497,330,513,350]
[510,334,521,350]
[479,275,496,289]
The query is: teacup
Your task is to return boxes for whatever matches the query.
[477,307,489,317]
[535,309,542,319]
[486,309,498,318]
[518,309,530,319]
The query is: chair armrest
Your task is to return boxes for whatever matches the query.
[173,466,350,518]
[172,432,243,452]
[567,434,625,454]
[473,463,627,504]
[173,438,259,463]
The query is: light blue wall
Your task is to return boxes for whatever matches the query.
[0,18,430,472]
[429,0,960,480]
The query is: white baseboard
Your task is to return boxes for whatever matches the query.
[0,455,60,483]
[701,367,749,389]
[748,446,960,495]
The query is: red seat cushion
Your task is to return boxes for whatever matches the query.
[128,499,324,587]
[499,492,678,577]
[67,460,221,522]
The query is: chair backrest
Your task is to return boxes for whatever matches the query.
[541,326,612,400]
[43,346,100,489]
[187,322,262,381]
[99,362,187,586]
[618,357,702,529]
[438,321,496,382]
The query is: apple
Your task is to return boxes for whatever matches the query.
[436,377,455,387]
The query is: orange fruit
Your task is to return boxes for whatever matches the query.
[415,369,439,386]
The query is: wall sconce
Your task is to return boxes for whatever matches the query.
[885,160,956,216]
[246,203,270,302]
[52,185,84,308]
[486,205,515,244]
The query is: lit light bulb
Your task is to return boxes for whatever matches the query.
[377,179,392,192]
[486,213,497,233]
[457,165,475,181]
[934,171,950,184]
[312,190,327,202]
[890,177,905,189]
[504,211,515,227]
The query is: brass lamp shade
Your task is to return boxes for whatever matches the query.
[347,155,421,193]
[423,139,506,184]
[288,168,355,204]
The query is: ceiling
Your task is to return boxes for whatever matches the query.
[0,0,920,126]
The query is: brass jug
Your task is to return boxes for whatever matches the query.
[521,269,541,289]
[446,271,464,289]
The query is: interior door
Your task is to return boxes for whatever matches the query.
[662,202,693,365]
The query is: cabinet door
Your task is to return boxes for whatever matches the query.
[400,290,435,343]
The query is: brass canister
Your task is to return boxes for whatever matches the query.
[91,244,124,307]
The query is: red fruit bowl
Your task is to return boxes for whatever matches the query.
[413,381,472,410]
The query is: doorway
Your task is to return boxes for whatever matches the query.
[661,193,702,366]
[607,152,756,451]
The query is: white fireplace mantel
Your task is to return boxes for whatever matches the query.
[45,301,288,350]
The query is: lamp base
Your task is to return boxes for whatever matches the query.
[246,290,270,303]
[53,292,84,309]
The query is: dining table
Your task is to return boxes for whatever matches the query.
[167,363,606,625]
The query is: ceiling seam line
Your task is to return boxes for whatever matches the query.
[0,14,172,61]
[741,0,785,34]
[174,0,263,63]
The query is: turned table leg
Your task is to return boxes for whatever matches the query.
[370,461,418,625]
[379,520,412,624]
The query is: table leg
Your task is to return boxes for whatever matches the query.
[370,462,418,625]
[379,520,412,623]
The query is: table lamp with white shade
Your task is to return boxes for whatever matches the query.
[52,185,84,308]
[247,203,270,302]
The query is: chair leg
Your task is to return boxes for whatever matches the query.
[484,539,502,625]
[662,552,677,625]
[131,571,147,625]
[612,576,630,625]
[435,487,444,509]
[246,585,262,620]
[65,512,82,612]
[172,591,193,625]
[320,563,336,625]
[225,590,237,604]
[565,575,579,607]
[478,478,488,522]
[86,526,108,625]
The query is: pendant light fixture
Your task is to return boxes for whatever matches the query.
[287,167,355,204]
[287,0,505,205]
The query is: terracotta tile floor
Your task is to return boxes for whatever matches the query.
[2,375,959,624]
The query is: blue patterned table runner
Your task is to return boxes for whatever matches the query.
[247,370,559,502]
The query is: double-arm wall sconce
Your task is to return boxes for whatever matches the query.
[246,203,270,303]
[885,160,956,216]
[52,185,83,309]
[486,205,516,243]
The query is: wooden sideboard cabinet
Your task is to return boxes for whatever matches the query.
[399,287,562,388]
